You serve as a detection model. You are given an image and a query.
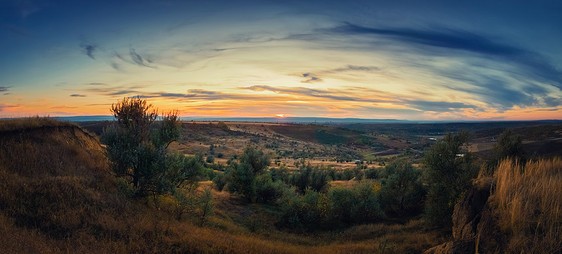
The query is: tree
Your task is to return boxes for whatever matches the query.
[482,129,525,176]
[227,146,270,202]
[101,97,183,196]
[379,159,425,216]
[423,132,478,227]
[495,129,524,160]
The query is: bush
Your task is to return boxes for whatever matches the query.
[165,153,205,188]
[289,164,329,193]
[213,172,228,191]
[365,168,379,179]
[254,174,289,204]
[483,129,525,175]
[341,169,355,180]
[226,146,271,202]
[423,132,478,227]
[329,181,382,225]
[278,180,383,230]
[269,165,290,183]
[227,162,257,202]
[278,189,329,230]
[379,159,425,216]
[329,188,358,225]
[350,181,382,223]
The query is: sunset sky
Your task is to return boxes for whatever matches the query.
[1,0,561,120]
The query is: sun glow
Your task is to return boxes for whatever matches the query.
[275,114,285,118]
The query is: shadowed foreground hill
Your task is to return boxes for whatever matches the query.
[0,118,443,253]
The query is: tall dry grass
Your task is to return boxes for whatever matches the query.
[492,157,562,253]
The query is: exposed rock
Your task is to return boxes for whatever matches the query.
[425,177,504,254]
[452,177,492,241]
[474,203,504,253]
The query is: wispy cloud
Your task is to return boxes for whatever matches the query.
[0,104,17,112]
[80,42,97,59]
[325,22,562,89]
[329,23,524,56]
[404,100,478,112]
[140,89,272,101]
[70,94,86,97]
[0,86,9,92]
[301,73,322,83]
[245,85,395,103]
[129,48,155,68]
[296,65,381,83]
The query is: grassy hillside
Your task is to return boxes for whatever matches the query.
[0,118,445,253]
[4,118,558,253]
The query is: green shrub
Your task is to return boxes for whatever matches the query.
[328,188,358,225]
[278,189,329,230]
[341,169,355,180]
[365,168,379,179]
[379,160,425,216]
[254,174,289,204]
[423,132,477,227]
[290,164,329,193]
[212,172,228,191]
[351,181,382,223]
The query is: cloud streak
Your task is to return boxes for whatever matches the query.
[129,48,155,68]
[325,22,562,89]
[297,65,381,83]
[329,23,524,56]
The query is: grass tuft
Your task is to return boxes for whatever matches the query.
[492,157,562,253]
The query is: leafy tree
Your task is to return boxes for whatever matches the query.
[165,152,205,189]
[240,146,270,174]
[101,97,183,196]
[482,129,525,175]
[350,181,382,223]
[495,129,524,160]
[289,164,329,193]
[423,132,478,227]
[379,159,425,216]
[227,146,270,202]
[197,188,214,226]
[213,172,228,191]
[328,188,358,225]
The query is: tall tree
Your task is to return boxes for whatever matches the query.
[101,97,182,196]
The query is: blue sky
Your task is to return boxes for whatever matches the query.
[1,0,561,120]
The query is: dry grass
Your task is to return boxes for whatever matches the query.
[0,118,445,253]
[0,116,75,132]
[492,157,562,253]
